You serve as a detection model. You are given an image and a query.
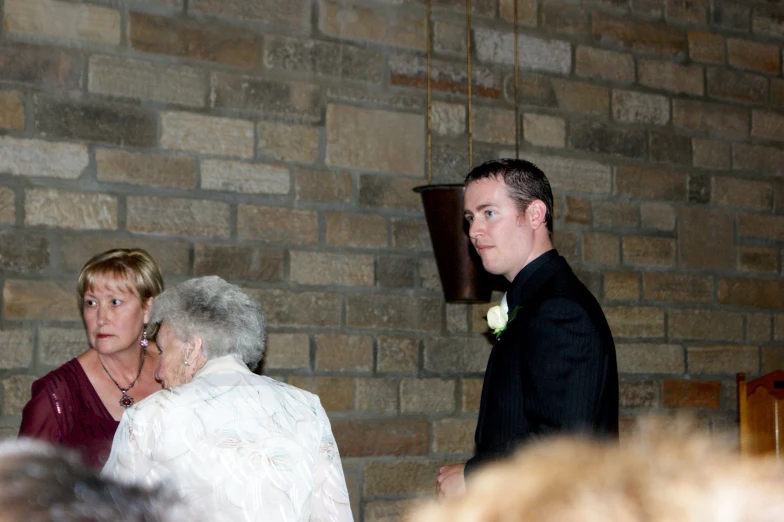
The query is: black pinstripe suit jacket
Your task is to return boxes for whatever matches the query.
[465,249,619,476]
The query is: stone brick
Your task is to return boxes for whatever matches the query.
[423,338,490,375]
[616,343,684,374]
[472,107,515,145]
[25,189,116,230]
[355,378,398,413]
[688,31,724,63]
[400,378,455,413]
[732,143,784,174]
[160,112,253,159]
[0,230,48,273]
[753,8,784,38]
[39,328,86,367]
[245,288,341,328]
[365,500,425,522]
[347,294,442,332]
[506,73,557,108]
[612,90,670,126]
[604,272,640,301]
[643,273,713,303]
[462,378,483,413]
[727,38,780,74]
[36,96,156,148]
[95,149,195,188]
[689,173,710,203]
[238,206,317,245]
[583,232,620,265]
[525,153,612,195]
[88,55,205,108]
[61,236,189,275]
[420,258,441,292]
[390,53,500,100]
[672,99,748,138]
[605,306,665,338]
[739,213,784,241]
[707,67,768,104]
[622,237,675,267]
[5,0,120,45]
[614,166,686,201]
[565,196,591,225]
[554,229,580,264]
[713,177,772,210]
[499,0,538,25]
[2,375,36,416]
[539,1,589,34]
[688,345,759,375]
[376,255,417,288]
[377,337,419,373]
[593,14,687,57]
[3,280,80,321]
[326,104,424,175]
[315,334,373,372]
[263,333,310,371]
[0,43,83,90]
[651,132,693,166]
[714,2,750,31]
[193,244,284,282]
[677,207,735,269]
[569,121,647,159]
[763,347,784,376]
[618,380,658,409]
[433,20,466,55]
[663,380,721,409]
[210,73,321,122]
[551,79,609,116]
[666,0,708,23]
[364,460,450,496]
[475,28,571,75]
[201,160,290,195]
[751,110,784,143]
[692,139,731,170]
[130,13,256,67]
[746,313,770,342]
[641,203,675,231]
[773,79,784,108]
[287,376,353,412]
[738,247,778,273]
[127,196,229,238]
[523,113,566,148]
[637,60,703,97]
[263,35,382,84]
[575,46,635,84]
[333,419,428,458]
[326,212,388,249]
[289,251,374,286]
[0,136,88,180]
[295,168,353,203]
[668,309,743,340]
[431,102,465,137]
[719,277,784,309]
[319,0,425,50]
[775,315,784,341]
[593,201,638,228]
[0,329,33,369]
[446,304,469,333]
[0,91,23,130]
[433,418,476,454]
[359,175,421,212]
[258,122,320,166]
[190,0,310,28]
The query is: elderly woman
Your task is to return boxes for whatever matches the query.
[19,248,164,468]
[103,276,352,522]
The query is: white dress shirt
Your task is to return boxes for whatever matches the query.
[102,356,353,522]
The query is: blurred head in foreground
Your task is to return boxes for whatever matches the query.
[412,418,784,522]
[0,439,187,522]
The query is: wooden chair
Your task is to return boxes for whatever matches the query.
[737,370,784,459]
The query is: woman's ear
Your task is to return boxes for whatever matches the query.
[142,297,154,324]
[527,200,548,230]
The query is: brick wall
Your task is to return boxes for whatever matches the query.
[0,0,782,520]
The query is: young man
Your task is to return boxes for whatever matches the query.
[437,159,619,499]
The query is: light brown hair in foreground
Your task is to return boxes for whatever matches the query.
[411,418,784,522]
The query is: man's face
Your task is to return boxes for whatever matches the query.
[464,176,534,282]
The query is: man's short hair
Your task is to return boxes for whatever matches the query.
[464,159,554,236]
[1,439,189,522]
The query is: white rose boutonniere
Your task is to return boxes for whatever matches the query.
[486,293,521,340]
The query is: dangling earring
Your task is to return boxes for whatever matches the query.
[184,353,190,366]
[140,323,149,348]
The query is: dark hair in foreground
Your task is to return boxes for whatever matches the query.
[464,159,554,236]
[0,439,185,522]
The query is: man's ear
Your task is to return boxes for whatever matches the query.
[527,200,548,230]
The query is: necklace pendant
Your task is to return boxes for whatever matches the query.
[119,394,135,408]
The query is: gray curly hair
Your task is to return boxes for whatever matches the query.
[150,276,266,367]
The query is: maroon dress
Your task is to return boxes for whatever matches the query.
[18,358,119,468]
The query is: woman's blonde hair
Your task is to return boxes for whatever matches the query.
[77,248,164,315]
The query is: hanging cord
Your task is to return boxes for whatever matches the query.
[514,0,520,158]
[466,0,473,170]
[426,0,432,184]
